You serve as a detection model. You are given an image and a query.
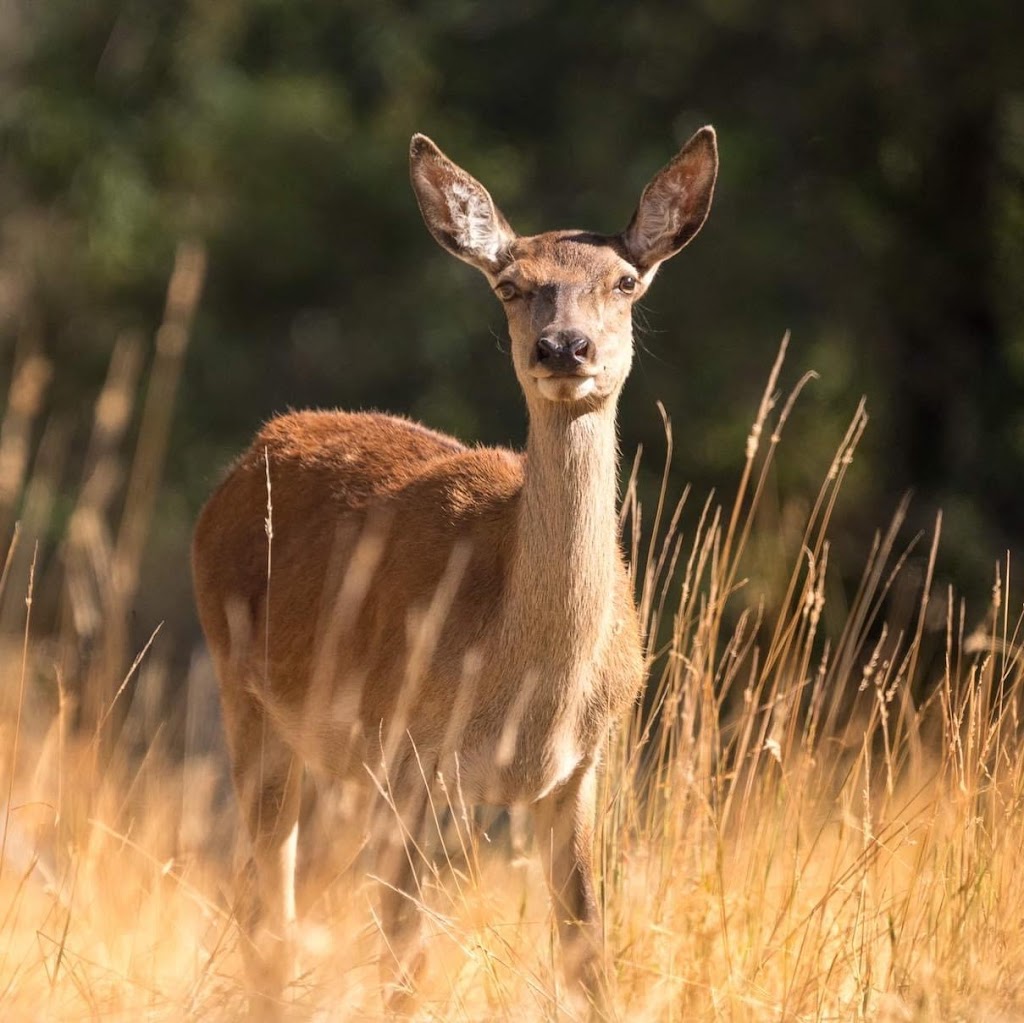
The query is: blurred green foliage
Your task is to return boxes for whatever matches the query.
[1,0,1022,642]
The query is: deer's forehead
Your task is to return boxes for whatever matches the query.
[505,233,631,285]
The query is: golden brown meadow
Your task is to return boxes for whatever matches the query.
[0,264,1021,1021]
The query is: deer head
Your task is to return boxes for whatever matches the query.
[410,128,718,409]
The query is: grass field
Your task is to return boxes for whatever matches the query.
[2,327,1022,1021]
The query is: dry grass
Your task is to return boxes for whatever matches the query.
[2,319,1023,1022]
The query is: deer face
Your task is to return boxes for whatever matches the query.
[410,129,718,409]
[494,231,641,405]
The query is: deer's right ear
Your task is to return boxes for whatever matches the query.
[623,126,718,274]
[410,134,516,275]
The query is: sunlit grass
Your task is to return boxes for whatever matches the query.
[2,328,1023,1021]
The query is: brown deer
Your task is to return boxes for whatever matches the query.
[192,126,718,1016]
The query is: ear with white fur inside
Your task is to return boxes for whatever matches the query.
[623,126,718,276]
[409,134,516,275]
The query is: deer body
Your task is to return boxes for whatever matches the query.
[194,404,639,803]
[192,129,718,1015]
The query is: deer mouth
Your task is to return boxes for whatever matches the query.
[534,372,599,402]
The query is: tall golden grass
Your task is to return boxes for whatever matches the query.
[1,293,1021,1021]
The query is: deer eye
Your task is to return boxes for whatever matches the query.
[495,281,519,301]
[616,275,638,295]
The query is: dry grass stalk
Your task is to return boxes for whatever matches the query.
[87,241,206,732]
[2,335,1023,1020]
[0,341,51,528]
[58,329,144,687]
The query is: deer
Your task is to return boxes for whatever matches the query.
[191,125,718,1017]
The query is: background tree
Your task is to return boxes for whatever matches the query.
[0,0,1022,660]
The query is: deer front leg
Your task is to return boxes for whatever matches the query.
[374,773,432,1015]
[223,686,303,1018]
[532,760,610,1017]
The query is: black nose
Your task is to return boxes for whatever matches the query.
[534,331,591,370]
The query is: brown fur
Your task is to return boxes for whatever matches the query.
[192,127,718,1016]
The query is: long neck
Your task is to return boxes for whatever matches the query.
[503,398,621,666]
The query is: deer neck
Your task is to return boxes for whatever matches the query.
[504,398,621,667]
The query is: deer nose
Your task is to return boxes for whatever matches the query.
[534,331,592,371]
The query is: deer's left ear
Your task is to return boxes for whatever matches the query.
[410,134,516,275]
[623,126,718,273]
